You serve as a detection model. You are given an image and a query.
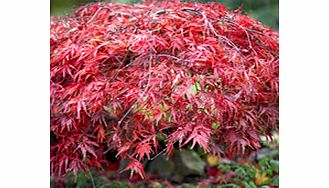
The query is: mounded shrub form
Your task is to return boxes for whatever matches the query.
[50,0,279,180]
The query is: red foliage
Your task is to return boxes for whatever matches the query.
[50,0,279,179]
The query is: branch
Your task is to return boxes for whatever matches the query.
[181,8,241,52]
[87,7,111,24]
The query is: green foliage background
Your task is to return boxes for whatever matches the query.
[50,0,278,30]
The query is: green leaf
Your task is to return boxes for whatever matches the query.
[212,122,220,129]
[191,81,201,95]
[243,181,257,188]
[272,175,279,186]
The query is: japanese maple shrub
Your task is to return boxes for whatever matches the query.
[50,0,279,179]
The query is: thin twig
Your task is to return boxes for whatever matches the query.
[225,21,258,55]
[150,149,166,160]
[109,12,133,18]
[156,54,191,63]
[87,7,111,24]
[182,8,241,52]
[223,18,274,41]
[150,139,178,160]
[86,167,96,188]
[153,9,169,16]
[118,49,153,125]
[105,52,131,83]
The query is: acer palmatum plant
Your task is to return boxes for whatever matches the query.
[50,0,278,180]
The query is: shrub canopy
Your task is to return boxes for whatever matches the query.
[50,0,279,179]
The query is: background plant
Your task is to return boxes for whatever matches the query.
[51,0,278,30]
